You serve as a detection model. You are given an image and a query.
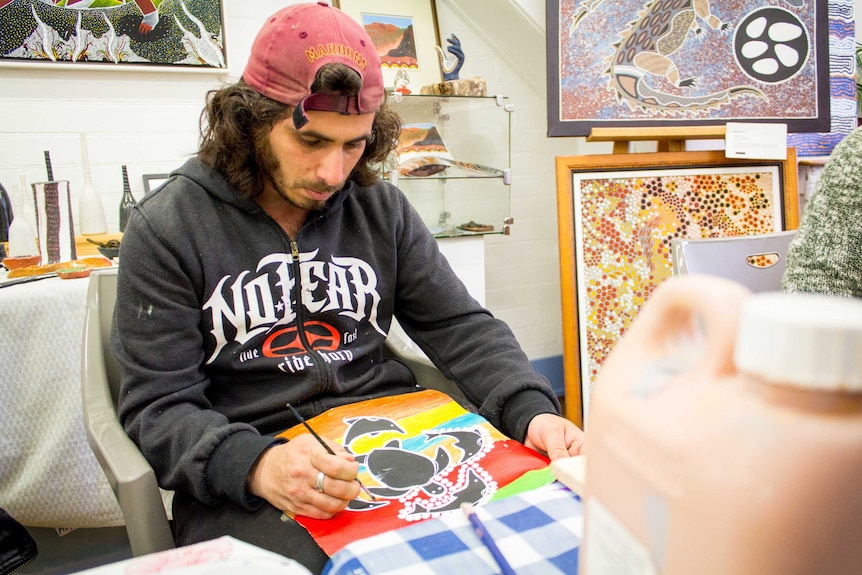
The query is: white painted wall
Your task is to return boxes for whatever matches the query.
[0,0,601,365]
[434,0,607,361]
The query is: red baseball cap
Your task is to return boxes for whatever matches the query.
[243,2,384,128]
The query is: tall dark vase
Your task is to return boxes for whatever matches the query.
[0,180,13,243]
[118,165,137,232]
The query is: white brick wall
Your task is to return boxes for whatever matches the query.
[434,1,609,361]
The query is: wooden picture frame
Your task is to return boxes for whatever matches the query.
[0,0,226,70]
[556,150,799,427]
[334,0,442,93]
[546,0,830,139]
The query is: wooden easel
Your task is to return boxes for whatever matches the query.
[587,126,727,153]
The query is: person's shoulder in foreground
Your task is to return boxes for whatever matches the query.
[782,126,862,298]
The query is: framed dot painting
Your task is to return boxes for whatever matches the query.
[556,150,799,427]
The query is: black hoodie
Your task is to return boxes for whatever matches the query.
[112,157,560,509]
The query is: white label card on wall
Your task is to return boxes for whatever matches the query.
[725,122,788,160]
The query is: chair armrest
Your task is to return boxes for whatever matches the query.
[81,296,175,556]
[82,376,175,556]
[82,378,174,556]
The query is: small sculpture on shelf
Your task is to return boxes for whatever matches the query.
[393,68,412,94]
[436,34,464,81]
[421,33,487,97]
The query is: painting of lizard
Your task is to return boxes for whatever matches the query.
[549,0,831,138]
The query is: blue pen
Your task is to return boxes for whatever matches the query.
[461,503,517,575]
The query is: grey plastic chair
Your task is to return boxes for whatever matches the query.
[81,267,175,557]
[670,230,797,293]
[81,267,458,557]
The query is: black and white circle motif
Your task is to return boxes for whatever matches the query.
[733,7,810,84]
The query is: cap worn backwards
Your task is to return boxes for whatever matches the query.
[243,1,384,129]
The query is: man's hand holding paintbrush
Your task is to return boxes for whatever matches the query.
[246,405,365,520]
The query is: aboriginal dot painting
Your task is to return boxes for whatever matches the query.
[549,0,854,155]
[573,165,782,401]
[277,390,550,556]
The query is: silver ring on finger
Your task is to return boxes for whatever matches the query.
[316,470,326,494]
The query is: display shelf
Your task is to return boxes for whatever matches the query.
[388,94,513,238]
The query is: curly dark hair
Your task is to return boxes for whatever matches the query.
[198,66,401,197]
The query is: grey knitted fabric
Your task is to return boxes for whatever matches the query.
[782,127,862,298]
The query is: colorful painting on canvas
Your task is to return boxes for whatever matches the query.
[556,150,798,425]
[786,0,856,156]
[277,389,550,555]
[573,165,783,396]
[361,13,418,71]
[335,0,441,91]
[0,0,225,68]
[547,0,836,143]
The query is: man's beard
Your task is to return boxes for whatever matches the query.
[256,135,340,212]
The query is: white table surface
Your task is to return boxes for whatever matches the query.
[0,270,124,528]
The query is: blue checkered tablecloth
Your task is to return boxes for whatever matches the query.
[323,483,582,575]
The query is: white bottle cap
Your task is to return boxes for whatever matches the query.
[734,292,862,391]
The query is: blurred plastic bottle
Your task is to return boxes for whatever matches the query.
[580,275,862,575]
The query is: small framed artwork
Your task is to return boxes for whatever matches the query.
[142,173,171,194]
[0,0,226,70]
[556,150,799,427]
[334,0,442,92]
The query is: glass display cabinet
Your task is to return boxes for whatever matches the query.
[387,93,513,238]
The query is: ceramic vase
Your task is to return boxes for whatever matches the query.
[119,165,136,232]
[0,180,12,243]
[32,151,76,263]
[78,133,107,235]
[7,178,38,257]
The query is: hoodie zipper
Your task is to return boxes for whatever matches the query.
[289,239,336,392]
